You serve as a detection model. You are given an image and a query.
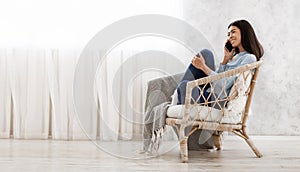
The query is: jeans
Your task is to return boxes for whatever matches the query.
[177,49,215,104]
[175,49,217,149]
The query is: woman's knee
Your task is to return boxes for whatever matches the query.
[200,49,214,59]
[200,49,215,71]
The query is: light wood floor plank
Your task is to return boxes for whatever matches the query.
[0,136,299,171]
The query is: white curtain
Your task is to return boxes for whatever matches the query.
[9,49,50,139]
[47,49,86,140]
[95,51,148,141]
[0,49,11,138]
[0,48,182,140]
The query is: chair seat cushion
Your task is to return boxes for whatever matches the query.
[167,105,242,124]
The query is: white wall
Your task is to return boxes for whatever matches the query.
[0,0,183,49]
[182,0,300,135]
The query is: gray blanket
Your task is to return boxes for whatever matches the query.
[143,73,182,153]
[142,73,214,153]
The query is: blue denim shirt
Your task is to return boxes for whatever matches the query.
[209,51,256,98]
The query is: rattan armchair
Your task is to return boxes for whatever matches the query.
[166,61,263,162]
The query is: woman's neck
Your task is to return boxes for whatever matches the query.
[238,45,246,52]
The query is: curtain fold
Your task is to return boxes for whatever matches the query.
[47,49,84,140]
[96,51,120,141]
[0,49,11,138]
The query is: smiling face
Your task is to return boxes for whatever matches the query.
[227,26,244,51]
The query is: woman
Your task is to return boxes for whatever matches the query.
[176,19,264,104]
[174,19,264,150]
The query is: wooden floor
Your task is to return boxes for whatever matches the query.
[0,136,300,171]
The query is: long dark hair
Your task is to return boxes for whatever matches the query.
[228,20,264,61]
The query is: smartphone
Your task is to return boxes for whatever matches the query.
[225,41,233,52]
[196,53,200,58]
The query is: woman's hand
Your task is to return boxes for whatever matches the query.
[191,53,211,75]
[222,40,235,65]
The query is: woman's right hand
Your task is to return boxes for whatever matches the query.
[222,41,235,65]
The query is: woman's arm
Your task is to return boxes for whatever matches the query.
[217,45,235,73]
[222,46,235,65]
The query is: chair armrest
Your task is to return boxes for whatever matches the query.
[187,61,262,89]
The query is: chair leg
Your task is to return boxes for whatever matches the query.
[233,129,262,158]
[244,137,263,158]
[180,137,188,162]
[213,132,222,150]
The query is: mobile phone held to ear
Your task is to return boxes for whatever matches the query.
[225,41,233,52]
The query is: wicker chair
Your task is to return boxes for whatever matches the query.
[166,61,263,162]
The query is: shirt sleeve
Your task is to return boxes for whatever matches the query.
[209,63,225,76]
[216,63,226,73]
